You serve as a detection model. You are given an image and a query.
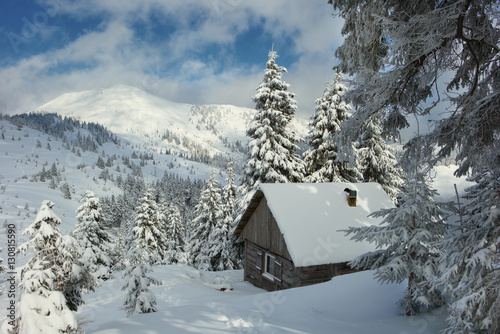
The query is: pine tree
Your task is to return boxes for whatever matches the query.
[122,248,160,316]
[55,235,95,311]
[49,178,57,190]
[224,162,244,268]
[189,171,223,271]
[130,187,167,264]
[13,261,78,334]
[304,73,357,183]
[208,217,236,271]
[357,112,403,199]
[329,0,499,177]
[344,147,446,316]
[209,164,238,271]
[111,226,129,272]
[162,202,187,264]
[436,171,500,334]
[73,190,114,278]
[60,183,71,200]
[243,49,305,192]
[14,200,90,333]
[329,0,499,329]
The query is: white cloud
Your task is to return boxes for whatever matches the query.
[1,0,345,117]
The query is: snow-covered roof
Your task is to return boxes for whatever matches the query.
[237,183,395,267]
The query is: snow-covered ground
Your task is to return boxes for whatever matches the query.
[75,265,447,334]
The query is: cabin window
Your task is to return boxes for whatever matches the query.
[263,253,282,282]
[265,254,275,275]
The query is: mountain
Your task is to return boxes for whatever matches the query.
[35,84,309,170]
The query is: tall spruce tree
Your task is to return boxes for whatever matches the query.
[225,162,244,268]
[304,73,361,183]
[330,0,499,328]
[13,261,78,334]
[436,171,500,334]
[55,235,95,311]
[14,200,92,333]
[162,202,188,264]
[131,187,167,264]
[344,144,446,316]
[329,0,499,177]
[243,49,305,192]
[208,163,238,271]
[189,171,223,271]
[74,190,114,277]
[357,112,403,199]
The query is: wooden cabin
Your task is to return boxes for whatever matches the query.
[234,182,394,291]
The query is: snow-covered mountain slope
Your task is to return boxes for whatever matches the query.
[35,85,309,168]
[0,116,222,235]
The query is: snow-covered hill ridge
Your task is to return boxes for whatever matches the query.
[35,85,309,167]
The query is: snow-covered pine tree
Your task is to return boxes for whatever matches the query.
[130,187,168,264]
[344,144,446,315]
[54,235,95,311]
[111,226,129,271]
[222,162,237,226]
[73,190,114,278]
[436,171,499,334]
[122,248,160,316]
[357,111,403,200]
[243,49,305,192]
[162,202,188,264]
[208,218,235,271]
[329,1,499,177]
[224,162,244,268]
[209,164,238,271]
[60,182,71,199]
[11,261,78,334]
[189,171,223,271]
[14,200,89,333]
[304,73,361,183]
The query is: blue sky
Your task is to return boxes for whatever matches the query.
[0,0,344,116]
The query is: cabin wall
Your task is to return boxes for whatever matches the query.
[244,241,360,291]
[244,241,295,291]
[240,197,292,261]
[296,262,359,287]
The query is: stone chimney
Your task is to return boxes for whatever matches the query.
[344,188,357,207]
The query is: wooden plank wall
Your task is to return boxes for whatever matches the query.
[296,262,360,287]
[244,240,361,291]
[240,197,292,261]
[244,241,295,291]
